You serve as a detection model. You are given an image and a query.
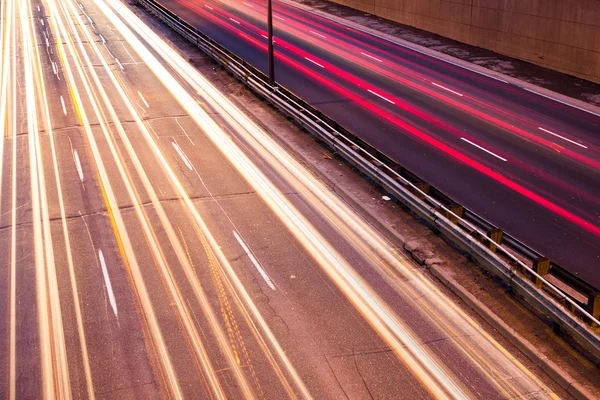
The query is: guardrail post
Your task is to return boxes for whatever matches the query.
[487,228,503,253]
[411,183,430,200]
[441,204,464,224]
[588,293,600,326]
[533,257,551,288]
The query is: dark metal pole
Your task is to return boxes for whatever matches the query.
[267,0,275,86]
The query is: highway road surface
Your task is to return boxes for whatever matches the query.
[153,0,600,290]
[0,0,570,397]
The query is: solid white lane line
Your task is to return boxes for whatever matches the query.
[204,4,213,10]
[309,30,326,39]
[60,95,67,115]
[432,82,463,97]
[274,15,284,20]
[137,91,150,108]
[524,88,600,118]
[98,250,118,320]
[243,2,253,7]
[360,52,382,62]
[304,57,324,68]
[460,137,507,161]
[172,141,193,170]
[233,231,276,290]
[229,17,240,24]
[538,127,588,149]
[367,89,395,104]
[73,150,84,182]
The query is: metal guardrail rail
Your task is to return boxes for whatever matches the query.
[135,0,600,356]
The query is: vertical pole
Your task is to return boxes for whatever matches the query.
[267,0,275,86]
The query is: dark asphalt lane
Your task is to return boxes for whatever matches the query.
[0,0,567,397]
[156,0,600,289]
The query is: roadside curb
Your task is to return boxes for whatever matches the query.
[282,0,600,118]
[231,94,597,398]
[429,265,595,400]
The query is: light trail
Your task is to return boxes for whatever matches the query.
[111,1,558,396]
[81,1,311,396]
[95,1,472,397]
[45,0,185,396]
[214,0,599,170]
[51,1,257,396]
[0,0,565,396]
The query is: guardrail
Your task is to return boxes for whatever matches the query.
[135,0,600,356]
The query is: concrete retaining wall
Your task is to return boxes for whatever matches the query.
[327,0,600,83]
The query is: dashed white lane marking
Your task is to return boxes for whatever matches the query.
[243,2,253,7]
[367,89,395,104]
[37,5,40,11]
[229,17,240,24]
[274,15,284,21]
[51,61,58,75]
[304,57,324,68]
[233,231,276,290]
[45,37,49,47]
[137,91,150,108]
[78,3,84,9]
[261,34,276,44]
[432,82,463,97]
[40,19,44,26]
[538,127,588,149]
[360,52,382,62]
[172,141,193,170]
[115,58,124,70]
[60,95,67,115]
[460,137,507,161]
[309,30,326,39]
[73,150,84,182]
[99,33,106,44]
[204,4,213,10]
[98,250,119,321]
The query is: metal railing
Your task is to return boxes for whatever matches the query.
[135,0,600,357]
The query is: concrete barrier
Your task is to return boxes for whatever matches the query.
[326,0,600,84]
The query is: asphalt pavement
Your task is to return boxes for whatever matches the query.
[0,0,573,397]
[154,0,600,290]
